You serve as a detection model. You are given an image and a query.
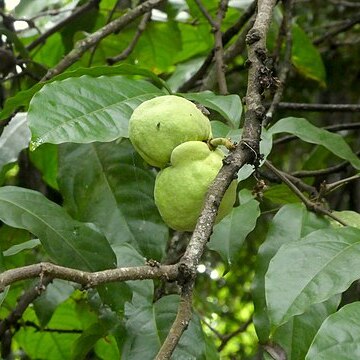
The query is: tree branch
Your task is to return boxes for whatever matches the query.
[213,0,230,94]
[264,0,293,126]
[107,11,151,65]
[178,0,256,92]
[291,150,360,177]
[264,160,348,226]
[0,276,51,357]
[275,102,360,112]
[155,284,194,359]
[314,12,360,45]
[42,0,164,81]
[0,262,178,292]
[156,1,277,358]
[26,0,101,52]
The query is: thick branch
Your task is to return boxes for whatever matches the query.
[156,2,277,358]
[155,284,193,359]
[180,0,277,269]
[42,0,164,80]
[0,262,178,292]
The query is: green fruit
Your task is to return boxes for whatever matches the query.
[154,141,237,231]
[129,95,212,168]
[329,210,360,229]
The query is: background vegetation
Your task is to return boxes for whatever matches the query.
[0,0,360,359]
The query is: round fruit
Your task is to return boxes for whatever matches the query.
[329,210,360,229]
[154,141,237,231]
[129,95,212,168]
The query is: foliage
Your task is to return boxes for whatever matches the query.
[0,0,360,359]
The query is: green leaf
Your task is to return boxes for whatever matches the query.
[0,113,30,172]
[0,186,116,271]
[167,57,206,92]
[14,298,85,360]
[34,280,75,328]
[305,302,360,360]
[182,92,242,128]
[0,64,168,122]
[28,76,164,149]
[266,227,360,328]
[252,204,329,342]
[29,144,58,189]
[58,140,168,261]
[263,184,302,205]
[273,297,340,360]
[292,23,326,86]
[95,335,121,359]
[72,322,110,360]
[133,21,182,73]
[3,239,40,256]
[269,117,360,170]
[208,191,260,268]
[122,294,218,359]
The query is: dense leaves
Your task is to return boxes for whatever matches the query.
[0,0,359,359]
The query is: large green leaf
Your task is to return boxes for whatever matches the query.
[208,190,260,268]
[269,117,360,170]
[28,76,164,150]
[58,140,168,261]
[266,227,360,328]
[34,280,75,328]
[0,65,168,122]
[292,23,326,86]
[29,144,58,189]
[305,302,360,360]
[0,113,30,172]
[182,92,242,128]
[272,297,340,360]
[0,186,116,271]
[122,294,219,359]
[133,21,182,73]
[252,204,329,342]
[15,297,91,360]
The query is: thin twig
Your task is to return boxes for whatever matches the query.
[264,161,348,226]
[26,0,101,52]
[314,13,360,45]
[213,0,230,94]
[264,0,293,126]
[88,0,121,67]
[291,151,360,177]
[0,262,178,292]
[193,0,229,94]
[325,173,360,194]
[275,102,360,112]
[107,11,151,64]
[0,277,52,338]
[178,0,256,92]
[217,317,252,351]
[42,0,165,81]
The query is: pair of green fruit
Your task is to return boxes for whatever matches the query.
[129,95,237,231]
